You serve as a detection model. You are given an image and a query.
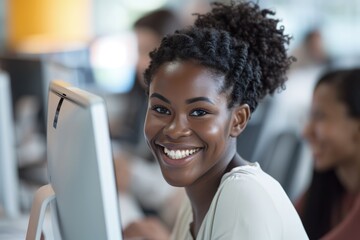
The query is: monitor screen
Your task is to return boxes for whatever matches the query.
[46,80,122,239]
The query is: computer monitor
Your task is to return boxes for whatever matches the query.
[0,70,20,219]
[26,80,122,240]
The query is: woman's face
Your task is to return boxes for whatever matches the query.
[144,61,241,187]
[303,83,360,171]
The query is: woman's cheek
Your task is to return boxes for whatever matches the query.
[144,115,163,140]
[193,119,224,138]
[315,124,328,142]
[144,115,154,141]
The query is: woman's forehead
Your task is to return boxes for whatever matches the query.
[149,61,227,102]
[151,61,224,89]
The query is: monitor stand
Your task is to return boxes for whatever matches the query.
[26,184,55,240]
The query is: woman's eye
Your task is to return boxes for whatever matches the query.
[190,109,208,117]
[152,106,170,115]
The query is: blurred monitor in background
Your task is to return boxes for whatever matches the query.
[0,70,20,219]
[0,56,49,170]
[0,55,79,168]
[0,56,79,131]
[0,56,48,132]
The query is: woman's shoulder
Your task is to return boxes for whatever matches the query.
[218,162,282,204]
[203,162,308,239]
[218,162,294,214]
[323,193,360,239]
[221,162,279,188]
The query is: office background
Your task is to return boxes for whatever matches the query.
[0,0,360,238]
[0,0,360,58]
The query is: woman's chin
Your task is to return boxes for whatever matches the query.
[158,166,192,187]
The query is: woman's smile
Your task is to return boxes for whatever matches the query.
[163,147,200,160]
[156,142,203,167]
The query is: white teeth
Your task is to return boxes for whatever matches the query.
[164,147,199,159]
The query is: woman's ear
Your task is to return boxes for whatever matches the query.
[230,104,250,137]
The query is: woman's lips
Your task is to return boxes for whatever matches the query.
[157,145,202,167]
[163,147,200,159]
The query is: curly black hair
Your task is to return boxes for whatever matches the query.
[144,1,294,113]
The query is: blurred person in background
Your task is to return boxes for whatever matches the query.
[291,28,332,70]
[113,7,185,232]
[296,68,360,239]
[269,29,334,201]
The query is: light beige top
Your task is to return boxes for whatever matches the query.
[171,162,309,240]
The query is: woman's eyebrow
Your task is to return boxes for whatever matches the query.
[185,97,215,105]
[150,93,215,105]
[150,93,170,104]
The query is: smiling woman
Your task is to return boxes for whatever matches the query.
[146,61,237,188]
[141,1,309,239]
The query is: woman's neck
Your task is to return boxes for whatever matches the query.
[336,157,360,192]
[185,153,248,237]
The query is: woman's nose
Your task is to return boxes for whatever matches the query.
[163,114,191,139]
